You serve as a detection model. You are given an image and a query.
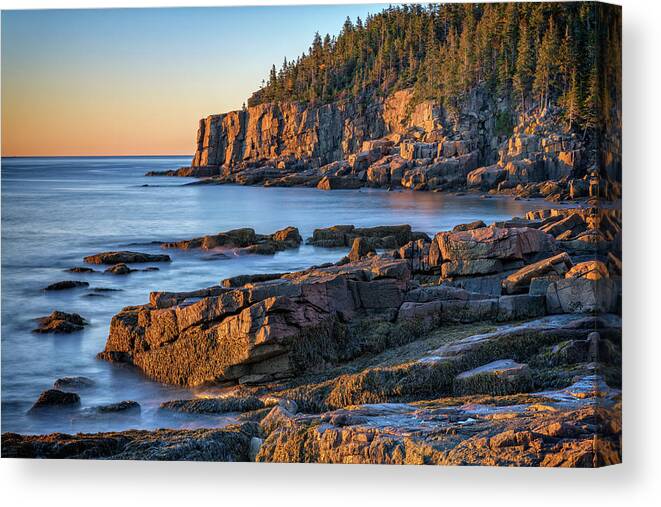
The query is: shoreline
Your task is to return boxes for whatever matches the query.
[2,201,622,466]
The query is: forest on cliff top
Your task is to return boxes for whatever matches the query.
[248,2,621,134]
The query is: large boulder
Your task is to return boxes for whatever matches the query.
[467,165,507,190]
[431,226,556,267]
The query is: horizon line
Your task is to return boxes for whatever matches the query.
[1,154,193,159]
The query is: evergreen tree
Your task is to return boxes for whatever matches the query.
[512,22,534,110]
[244,2,620,136]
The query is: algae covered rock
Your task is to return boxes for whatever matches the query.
[452,359,533,396]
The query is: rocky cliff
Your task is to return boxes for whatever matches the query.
[190,89,444,170]
[154,85,623,201]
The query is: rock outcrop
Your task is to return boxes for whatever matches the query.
[307,224,428,249]
[161,226,302,255]
[98,256,413,386]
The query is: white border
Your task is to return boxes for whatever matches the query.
[2,1,660,506]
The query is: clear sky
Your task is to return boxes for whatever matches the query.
[1,4,388,157]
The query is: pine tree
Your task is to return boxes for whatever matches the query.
[512,21,534,110]
[533,18,558,110]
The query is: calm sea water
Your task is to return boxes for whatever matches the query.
[1,156,555,434]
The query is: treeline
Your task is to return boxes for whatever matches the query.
[248,2,621,134]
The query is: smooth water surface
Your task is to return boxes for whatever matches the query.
[1,156,556,434]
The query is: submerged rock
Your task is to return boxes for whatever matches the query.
[65,267,98,273]
[29,389,80,412]
[32,311,88,334]
[44,280,90,291]
[53,376,95,390]
[94,401,141,414]
[84,251,171,265]
[104,263,133,275]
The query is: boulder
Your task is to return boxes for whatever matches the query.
[84,251,171,264]
[432,226,556,265]
[467,165,507,190]
[502,252,573,294]
[105,263,133,275]
[29,389,80,412]
[221,273,285,288]
[307,224,417,249]
[307,225,355,247]
[316,176,362,190]
[32,311,87,334]
[396,239,431,273]
[162,227,301,253]
[65,267,98,273]
[529,276,560,296]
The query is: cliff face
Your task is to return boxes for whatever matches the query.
[191,90,442,170]
[176,86,622,201]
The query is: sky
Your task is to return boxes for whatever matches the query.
[1,4,388,157]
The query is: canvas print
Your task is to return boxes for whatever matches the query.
[1,2,621,466]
